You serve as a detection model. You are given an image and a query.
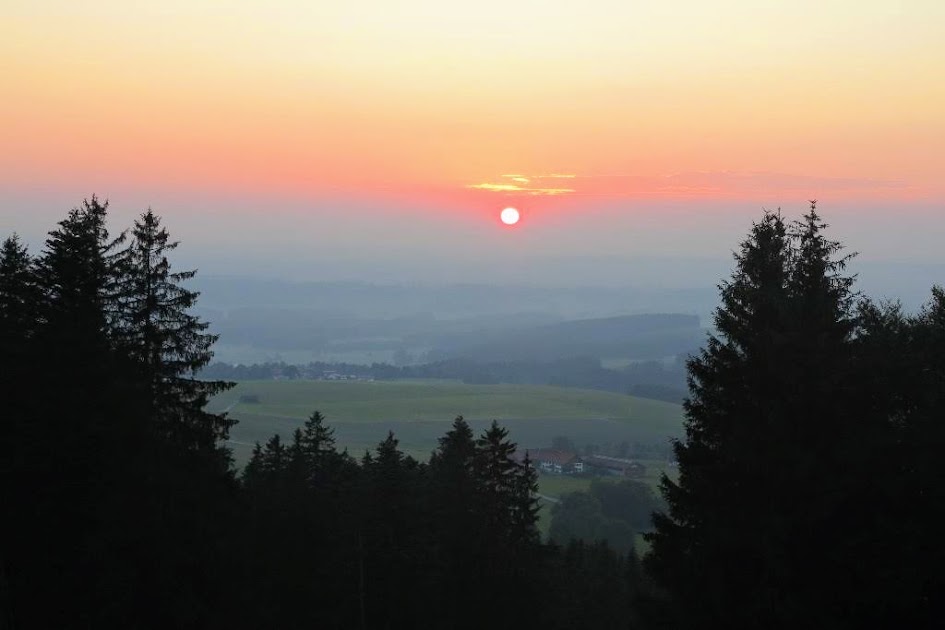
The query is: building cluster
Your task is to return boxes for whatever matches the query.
[518,449,647,478]
[317,370,373,381]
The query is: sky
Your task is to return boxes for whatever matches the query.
[2,1,943,287]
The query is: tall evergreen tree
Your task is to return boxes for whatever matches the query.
[472,420,541,626]
[428,416,479,627]
[16,196,132,626]
[646,207,864,627]
[0,234,41,627]
[779,205,875,624]
[103,208,241,629]
[475,420,525,537]
[512,450,540,545]
[646,210,791,621]
[0,235,39,346]
[429,416,478,540]
[0,234,39,450]
[36,197,123,352]
[297,410,344,482]
[242,441,266,490]
[114,209,234,454]
[360,432,429,629]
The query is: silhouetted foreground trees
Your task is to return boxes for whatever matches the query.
[1,198,239,628]
[4,199,944,629]
[646,204,945,629]
[0,199,645,629]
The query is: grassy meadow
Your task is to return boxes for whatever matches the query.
[210,379,680,550]
[211,379,684,465]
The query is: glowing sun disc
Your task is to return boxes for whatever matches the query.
[500,207,520,225]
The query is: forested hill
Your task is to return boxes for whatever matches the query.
[200,304,704,366]
[427,313,701,362]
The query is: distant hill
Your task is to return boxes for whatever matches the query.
[189,276,710,365]
[193,276,717,320]
[429,313,702,362]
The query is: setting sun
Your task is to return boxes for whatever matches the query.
[500,207,520,225]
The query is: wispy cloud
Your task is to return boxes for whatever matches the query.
[466,173,577,196]
[465,171,906,198]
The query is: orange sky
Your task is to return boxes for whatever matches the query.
[2,1,944,223]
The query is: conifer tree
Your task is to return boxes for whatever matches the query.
[0,234,40,625]
[646,209,847,626]
[475,420,522,532]
[512,451,540,545]
[243,442,266,489]
[261,434,287,477]
[102,208,241,628]
[297,410,342,482]
[114,209,234,454]
[32,195,127,453]
[428,417,479,626]
[0,234,39,449]
[360,432,427,629]
[16,197,134,625]
[473,421,541,547]
[429,415,477,531]
[430,415,476,478]
[0,235,39,347]
[36,197,123,347]
[472,420,541,626]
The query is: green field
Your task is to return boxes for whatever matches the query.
[211,379,684,465]
[211,379,681,553]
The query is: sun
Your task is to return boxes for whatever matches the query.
[500,207,520,225]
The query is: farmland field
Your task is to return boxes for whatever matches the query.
[210,379,684,465]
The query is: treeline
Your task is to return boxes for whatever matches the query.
[0,199,649,629]
[240,413,648,628]
[202,355,689,403]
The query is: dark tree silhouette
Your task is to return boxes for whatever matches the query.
[646,205,867,627]
[427,416,479,627]
[0,234,41,627]
[114,209,234,455]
